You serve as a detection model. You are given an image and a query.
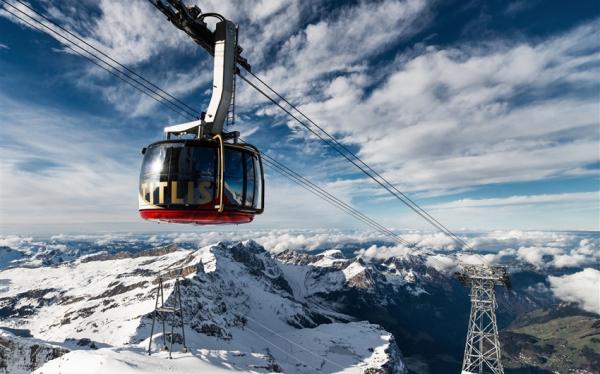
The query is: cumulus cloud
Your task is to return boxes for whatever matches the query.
[430,192,599,210]
[4,230,597,277]
[0,0,188,64]
[0,235,32,249]
[289,20,599,194]
[0,0,429,118]
[548,268,600,314]
[466,231,600,269]
[514,239,600,269]
[354,230,599,271]
[516,246,563,268]
[0,94,138,226]
[247,0,430,103]
[356,244,413,260]
[425,254,458,273]
[1,0,598,232]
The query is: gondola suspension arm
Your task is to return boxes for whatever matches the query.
[151,0,250,138]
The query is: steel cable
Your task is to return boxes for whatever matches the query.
[2,2,477,270]
[1,2,414,248]
[242,71,474,251]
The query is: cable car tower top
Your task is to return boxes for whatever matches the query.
[151,0,250,139]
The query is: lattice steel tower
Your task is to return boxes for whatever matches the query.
[456,264,511,374]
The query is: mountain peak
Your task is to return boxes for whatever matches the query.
[0,241,407,373]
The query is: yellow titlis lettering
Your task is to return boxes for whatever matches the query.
[158,182,168,204]
[187,181,194,204]
[171,181,184,204]
[197,180,213,205]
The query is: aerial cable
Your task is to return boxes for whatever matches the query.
[243,70,472,250]
[11,0,201,118]
[0,7,193,119]
[237,72,474,252]
[1,5,191,119]
[3,0,199,120]
[256,149,413,247]
[261,156,412,246]
[261,155,452,267]
[260,155,413,247]
[4,4,459,266]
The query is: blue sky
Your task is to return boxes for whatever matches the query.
[0,0,598,234]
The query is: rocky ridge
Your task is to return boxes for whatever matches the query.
[0,241,407,373]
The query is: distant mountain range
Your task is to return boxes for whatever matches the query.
[0,235,597,373]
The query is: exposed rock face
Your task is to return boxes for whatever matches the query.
[274,248,559,373]
[0,330,69,374]
[0,241,407,373]
[0,247,23,269]
[81,244,178,263]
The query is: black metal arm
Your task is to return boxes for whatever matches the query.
[149,0,251,71]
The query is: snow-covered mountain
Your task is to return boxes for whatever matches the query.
[0,329,68,373]
[0,241,407,373]
[2,231,591,373]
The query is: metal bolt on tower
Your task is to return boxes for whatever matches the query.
[456,264,511,374]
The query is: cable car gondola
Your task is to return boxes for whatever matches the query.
[139,137,263,224]
[138,10,263,225]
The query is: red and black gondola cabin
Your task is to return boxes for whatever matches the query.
[139,139,264,224]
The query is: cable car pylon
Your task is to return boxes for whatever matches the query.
[456,264,511,374]
[146,3,513,373]
[1,1,514,371]
[148,275,188,358]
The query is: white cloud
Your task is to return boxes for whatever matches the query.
[0,43,8,50]
[430,192,599,210]
[250,0,430,101]
[353,229,599,271]
[517,246,563,268]
[504,1,538,15]
[1,1,598,232]
[410,196,599,231]
[4,230,596,280]
[0,94,139,226]
[548,268,600,314]
[0,0,430,119]
[356,244,413,260]
[0,0,188,65]
[272,19,599,194]
[460,230,600,269]
[425,254,458,273]
[0,235,32,249]
[0,0,206,117]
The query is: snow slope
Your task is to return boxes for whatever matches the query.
[34,348,270,374]
[0,241,406,373]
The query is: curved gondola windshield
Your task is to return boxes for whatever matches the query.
[139,142,263,214]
